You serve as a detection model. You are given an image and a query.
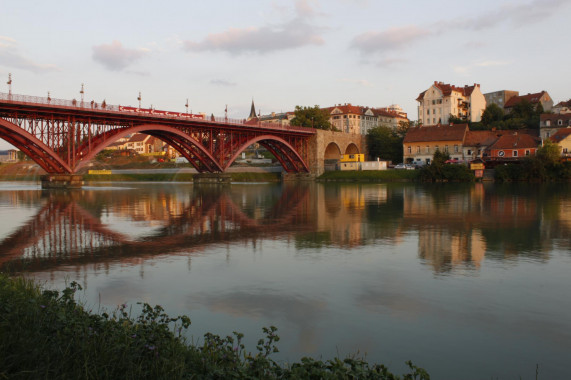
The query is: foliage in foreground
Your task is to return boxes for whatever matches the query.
[417,151,474,182]
[0,275,430,380]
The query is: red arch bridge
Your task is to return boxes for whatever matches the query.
[0,92,315,180]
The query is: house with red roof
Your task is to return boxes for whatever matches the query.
[553,99,571,115]
[403,124,468,165]
[504,91,553,113]
[539,113,571,139]
[326,103,375,134]
[485,132,540,160]
[549,128,571,158]
[416,81,486,126]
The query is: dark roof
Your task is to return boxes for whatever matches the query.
[550,128,571,143]
[327,104,367,115]
[540,113,571,122]
[249,100,257,119]
[504,91,548,108]
[487,133,540,150]
[554,99,571,108]
[403,124,468,143]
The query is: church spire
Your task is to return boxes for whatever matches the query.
[248,99,257,119]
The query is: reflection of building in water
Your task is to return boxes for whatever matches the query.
[315,185,389,247]
[419,229,486,272]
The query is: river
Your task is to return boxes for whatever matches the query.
[0,181,570,379]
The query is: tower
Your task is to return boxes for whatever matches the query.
[248,99,257,120]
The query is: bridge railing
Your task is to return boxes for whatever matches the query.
[0,92,314,133]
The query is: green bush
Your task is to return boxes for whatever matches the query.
[0,275,430,379]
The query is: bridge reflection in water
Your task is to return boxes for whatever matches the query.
[0,184,314,272]
[2,182,571,379]
[1,182,570,275]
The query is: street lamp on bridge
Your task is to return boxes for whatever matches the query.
[7,73,12,97]
[137,92,142,110]
[80,83,84,107]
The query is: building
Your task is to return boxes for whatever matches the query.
[372,108,409,130]
[463,130,502,160]
[403,124,468,165]
[416,81,486,125]
[539,113,571,139]
[483,90,519,112]
[549,128,571,158]
[504,91,553,113]
[327,104,374,134]
[257,111,295,126]
[0,149,18,162]
[553,100,571,114]
[485,132,540,159]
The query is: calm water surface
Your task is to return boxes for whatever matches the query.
[1,181,570,379]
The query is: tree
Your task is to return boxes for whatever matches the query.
[366,126,403,164]
[448,114,464,124]
[481,103,504,126]
[536,139,561,166]
[290,105,334,130]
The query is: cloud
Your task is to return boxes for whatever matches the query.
[352,0,569,57]
[92,40,149,71]
[183,1,325,55]
[352,26,432,53]
[0,36,59,73]
[210,79,237,87]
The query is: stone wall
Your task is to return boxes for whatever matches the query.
[307,130,367,175]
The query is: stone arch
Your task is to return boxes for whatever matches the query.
[324,142,342,171]
[345,143,359,155]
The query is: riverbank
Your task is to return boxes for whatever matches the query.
[0,274,429,379]
[318,170,419,182]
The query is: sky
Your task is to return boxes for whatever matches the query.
[1,0,570,149]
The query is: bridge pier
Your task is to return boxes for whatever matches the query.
[193,173,232,184]
[41,174,84,189]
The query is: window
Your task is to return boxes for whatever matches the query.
[426,146,430,153]
[427,109,430,115]
[467,149,472,155]
[513,150,518,157]
[525,150,530,156]
[454,145,459,153]
[416,146,420,153]
[435,145,439,151]
[558,119,563,126]
[407,146,411,154]
[546,120,551,126]
[444,145,449,152]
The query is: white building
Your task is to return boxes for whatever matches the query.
[417,81,486,125]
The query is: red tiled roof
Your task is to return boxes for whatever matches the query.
[554,99,571,108]
[487,133,540,150]
[540,113,571,122]
[464,131,500,147]
[403,124,468,143]
[328,104,367,115]
[128,133,150,143]
[371,108,406,119]
[504,91,548,108]
[416,81,479,101]
[550,128,571,143]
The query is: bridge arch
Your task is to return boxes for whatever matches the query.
[0,119,71,173]
[75,124,223,173]
[345,143,360,155]
[224,135,309,172]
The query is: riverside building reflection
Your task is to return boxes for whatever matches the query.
[1,182,571,379]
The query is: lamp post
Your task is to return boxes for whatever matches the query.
[185,98,189,115]
[80,83,84,107]
[7,73,12,98]
[137,92,142,110]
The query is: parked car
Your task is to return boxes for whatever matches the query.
[394,163,415,170]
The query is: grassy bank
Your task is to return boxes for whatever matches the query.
[0,274,429,379]
[318,170,419,182]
